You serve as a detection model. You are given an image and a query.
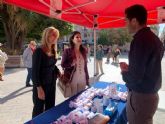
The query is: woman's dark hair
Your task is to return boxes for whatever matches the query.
[69,31,86,56]
[125,4,147,25]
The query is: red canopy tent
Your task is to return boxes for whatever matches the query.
[2,0,165,74]
[3,0,165,29]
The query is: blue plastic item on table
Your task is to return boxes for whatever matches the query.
[104,101,118,117]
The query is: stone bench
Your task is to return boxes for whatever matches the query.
[5,55,25,68]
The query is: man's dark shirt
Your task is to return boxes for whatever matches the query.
[122,27,164,93]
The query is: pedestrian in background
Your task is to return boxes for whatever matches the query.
[23,41,36,87]
[114,48,121,64]
[86,44,91,62]
[0,43,8,81]
[106,45,112,64]
[95,44,104,76]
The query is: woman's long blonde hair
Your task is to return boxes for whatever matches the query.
[41,26,59,57]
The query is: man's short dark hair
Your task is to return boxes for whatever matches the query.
[125,4,147,25]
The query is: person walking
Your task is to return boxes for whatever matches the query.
[86,44,91,62]
[95,44,104,76]
[120,4,164,124]
[0,43,8,81]
[106,45,112,64]
[23,41,36,87]
[114,48,121,64]
[32,26,60,118]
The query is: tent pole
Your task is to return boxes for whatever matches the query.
[93,15,98,77]
[93,29,96,76]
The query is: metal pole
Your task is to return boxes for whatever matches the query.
[63,0,96,12]
[93,15,98,76]
[94,29,96,76]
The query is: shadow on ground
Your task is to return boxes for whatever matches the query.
[0,86,32,104]
[4,68,26,75]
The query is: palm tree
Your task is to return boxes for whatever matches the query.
[0,4,73,55]
[0,4,36,54]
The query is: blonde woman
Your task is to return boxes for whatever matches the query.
[32,27,60,118]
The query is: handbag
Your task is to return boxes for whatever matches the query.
[57,79,72,98]
[57,66,76,98]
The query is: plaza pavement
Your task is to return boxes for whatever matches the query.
[0,55,165,124]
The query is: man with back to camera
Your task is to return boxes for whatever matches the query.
[120,4,164,124]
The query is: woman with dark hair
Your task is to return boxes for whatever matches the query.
[61,31,89,96]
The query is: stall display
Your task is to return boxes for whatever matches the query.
[52,83,128,124]
[69,84,128,110]
[52,108,110,124]
[25,82,128,124]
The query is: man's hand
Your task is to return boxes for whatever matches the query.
[120,62,128,72]
[37,86,45,100]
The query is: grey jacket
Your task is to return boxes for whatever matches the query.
[23,47,33,68]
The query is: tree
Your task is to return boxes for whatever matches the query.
[27,15,73,42]
[97,30,109,45]
[98,28,132,46]
[116,28,132,46]
[160,25,165,42]
[150,24,159,36]
[0,5,37,54]
[0,4,73,55]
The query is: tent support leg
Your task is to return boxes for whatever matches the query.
[93,29,96,77]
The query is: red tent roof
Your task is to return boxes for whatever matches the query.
[3,0,165,29]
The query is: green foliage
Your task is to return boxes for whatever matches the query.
[0,4,73,55]
[98,28,132,46]
[97,30,109,45]
[27,14,73,43]
[149,25,159,36]
[0,5,37,53]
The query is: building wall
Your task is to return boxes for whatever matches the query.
[74,25,95,44]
